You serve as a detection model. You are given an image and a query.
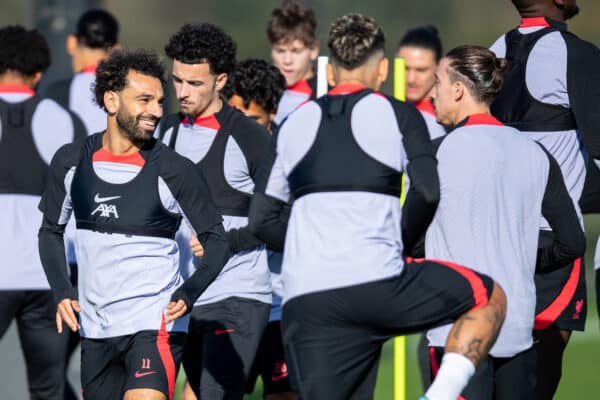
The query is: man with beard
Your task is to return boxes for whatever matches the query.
[490,1,600,398]
[160,24,272,400]
[38,49,231,400]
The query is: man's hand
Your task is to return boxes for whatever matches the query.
[190,235,204,257]
[56,299,80,334]
[165,299,188,323]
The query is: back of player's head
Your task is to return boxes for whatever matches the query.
[75,9,119,50]
[267,0,317,47]
[0,25,50,77]
[165,23,237,75]
[445,45,507,105]
[328,14,385,70]
[399,25,442,61]
[94,49,166,111]
[223,59,286,116]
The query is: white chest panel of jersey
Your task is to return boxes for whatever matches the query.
[426,123,549,357]
[163,121,271,306]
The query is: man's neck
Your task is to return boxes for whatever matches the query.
[519,5,564,22]
[104,120,142,155]
[191,96,223,120]
[74,48,107,73]
[0,72,35,88]
[452,103,490,126]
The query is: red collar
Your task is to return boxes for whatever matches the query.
[182,114,221,130]
[464,113,504,127]
[81,64,98,74]
[328,83,367,96]
[0,84,35,95]
[414,98,435,116]
[520,17,550,28]
[287,79,312,95]
[92,148,145,167]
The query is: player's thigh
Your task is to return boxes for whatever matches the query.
[123,388,166,400]
[81,337,126,400]
[259,321,294,397]
[124,330,186,400]
[493,347,536,400]
[282,295,383,400]
[369,259,494,333]
[17,290,68,400]
[198,297,270,399]
[0,290,22,337]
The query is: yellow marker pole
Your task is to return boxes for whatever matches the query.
[393,57,407,400]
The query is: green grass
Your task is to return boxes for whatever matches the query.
[176,215,600,399]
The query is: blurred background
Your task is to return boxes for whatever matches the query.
[1,0,599,398]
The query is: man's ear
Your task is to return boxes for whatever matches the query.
[326,63,336,87]
[215,73,228,92]
[377,57,389,87]
[309,44,319,61]
[66,35,77,56]
[453,80,465,103]
[104,91,119,115]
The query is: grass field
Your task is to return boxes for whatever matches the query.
[176,215,600,400]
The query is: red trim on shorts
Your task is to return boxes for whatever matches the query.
[464,114,504,127]
[81,64,98,74]
[183,114,221,130]
[520,17,550,28]
[429,347,439,377]
[157,316,176,399]
[428,259,490,309]
[0,84,35,95]
[534,258,581,330]
[287,79,313,95]
[415,98,436,116]
[93,148,146,167]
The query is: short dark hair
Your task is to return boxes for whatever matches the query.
[445,45,507,105]
[399,25,443,61]
[328,14,385,70]
[0,25,50,76]
[222,59,286,115]
[267,0,317,47]
[165,23,236,75]
[75,9,119,50]
[94,49,166,111]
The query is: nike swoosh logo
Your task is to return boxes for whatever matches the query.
[94,194,122,203]
[134,371,157,378]
[214,329,235,336]
[271,372,289,382]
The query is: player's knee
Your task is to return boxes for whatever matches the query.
[123,388,166,400]
[489,282,507,323]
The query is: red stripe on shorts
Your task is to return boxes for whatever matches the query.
[534,258,581,330]
[157,316,176,399]
[423,259,490,310]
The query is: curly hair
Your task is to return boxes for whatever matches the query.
[446,45,507,105]
[75,9,119,50]
[0,25,50,76]
[399,25,443,61]
[165,23,236,75]
[328,14,385,70]
[94,49,166,111]
[267,0,317,47]
[222,59,286,115]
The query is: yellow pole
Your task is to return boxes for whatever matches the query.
[393,57,407,400]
